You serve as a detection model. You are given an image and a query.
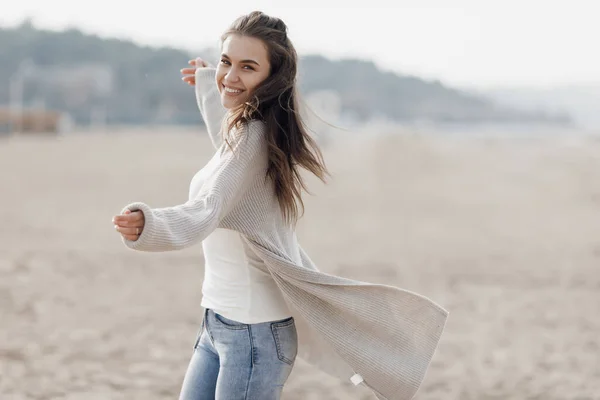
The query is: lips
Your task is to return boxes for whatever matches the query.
[222,83,244,93]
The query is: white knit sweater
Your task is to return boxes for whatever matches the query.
[120,67,449,400]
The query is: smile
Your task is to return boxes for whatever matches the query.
[222,84,244,94]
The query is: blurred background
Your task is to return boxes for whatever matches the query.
[1,1,599,399]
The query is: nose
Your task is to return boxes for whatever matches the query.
[224,68,240,83]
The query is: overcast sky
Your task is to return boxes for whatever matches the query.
[1,0,598,89]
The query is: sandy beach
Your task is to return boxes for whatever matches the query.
[1,127,599,399]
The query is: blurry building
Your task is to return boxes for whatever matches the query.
[0,107,73,134]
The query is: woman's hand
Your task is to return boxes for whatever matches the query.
[181,57,213,86]
[113,209,145,241]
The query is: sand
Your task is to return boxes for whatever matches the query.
[1,127,599,399]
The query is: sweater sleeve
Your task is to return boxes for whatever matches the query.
[195,67,227,149]
[120,121,267,252]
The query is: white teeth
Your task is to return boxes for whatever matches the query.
[224,86,242,93]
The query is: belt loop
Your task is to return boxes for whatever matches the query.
[200,308,207,332]
[203,308,215,346]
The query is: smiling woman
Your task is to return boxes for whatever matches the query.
[114,10,448,400]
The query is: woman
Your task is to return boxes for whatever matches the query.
[112,11,448,400]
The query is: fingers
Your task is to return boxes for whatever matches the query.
[112,216,129,226]
[189,58,211,68]
[194,57,206,67]
[181,67,196,75]
[181,65,197,86]
[121,233,139,241]
[115,225,143,236]
[182,76,195,86]
[113,221,143,241]
[181,58,211,87]
[113,210,142,222]
[113,210,144,227]
[180,67,196,86]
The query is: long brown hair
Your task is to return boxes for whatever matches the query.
[221,11,329,226]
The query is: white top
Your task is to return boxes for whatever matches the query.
[189,152,292,324]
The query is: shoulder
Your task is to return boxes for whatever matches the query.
[229,119,267,149]
[222,119,268,165]
[246,119,267,139]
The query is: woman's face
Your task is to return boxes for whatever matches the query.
[216,34,271,109]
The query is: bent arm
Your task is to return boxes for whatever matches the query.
[120,121,267,252]
[195,67,227,149]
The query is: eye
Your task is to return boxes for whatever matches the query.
[243,65,255,71]
[220,59,231,65]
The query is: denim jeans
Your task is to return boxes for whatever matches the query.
[178,308,298,400]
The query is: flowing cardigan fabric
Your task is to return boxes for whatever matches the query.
[120,67,449,400]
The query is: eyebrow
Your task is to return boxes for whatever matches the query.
[221,54,260,67]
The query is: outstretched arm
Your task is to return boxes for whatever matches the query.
[118,121,267,252]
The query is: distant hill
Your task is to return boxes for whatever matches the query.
[0,21,573,127]
[479,84,600,130]
[296,56,575,126]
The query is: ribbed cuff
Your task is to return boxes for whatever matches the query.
[195,67,217,93]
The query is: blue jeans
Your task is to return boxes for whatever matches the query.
[178,308,298,400]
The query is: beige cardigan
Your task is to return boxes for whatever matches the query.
[120,68,449,400]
